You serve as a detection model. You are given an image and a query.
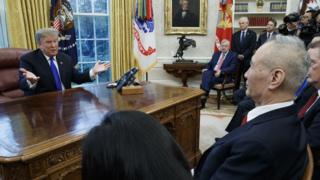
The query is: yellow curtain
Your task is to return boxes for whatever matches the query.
[110,0,141,81]
[6,0,50,49]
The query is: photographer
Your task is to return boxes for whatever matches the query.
[278,12,299,36]
[299,11,317,47]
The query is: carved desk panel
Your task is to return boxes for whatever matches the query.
[163,62,206,87]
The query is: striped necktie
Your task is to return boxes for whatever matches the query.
[298,92,318,118]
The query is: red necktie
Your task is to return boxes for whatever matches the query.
[298,92,318,118]
[241,115,248,126]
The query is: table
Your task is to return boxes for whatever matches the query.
[163,62,207,87]
[0,83,203,180]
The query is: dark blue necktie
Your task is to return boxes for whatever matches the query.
[240,31,244,42]
[49,57,62,90]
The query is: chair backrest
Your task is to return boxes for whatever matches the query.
[302,144,314,180]
[0,48,30,103]
[211,60,241,109]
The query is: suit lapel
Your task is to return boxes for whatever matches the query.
[262,34,267,44]
[37,50,51,71]
[212,52,222,68]
[221,52,231,67]
[37,50,56,84]
[304,98,320,127]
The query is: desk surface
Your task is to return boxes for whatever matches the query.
[0,83,203,162]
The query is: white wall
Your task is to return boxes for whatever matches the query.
[287,0,300,14]
[149,0,219,87]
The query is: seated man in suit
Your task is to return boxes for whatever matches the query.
[300,41,320,179]
[226,78,315,133]
[200,39,237,108]
[19,28,110,96]
[256,18,277,50]
[194,35,308,180]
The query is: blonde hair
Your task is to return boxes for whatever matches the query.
[35,28,59,45]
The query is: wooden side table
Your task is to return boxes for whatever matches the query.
[163,62,207,87]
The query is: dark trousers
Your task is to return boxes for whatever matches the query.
[200,70,223,92]
[235,59,250,90]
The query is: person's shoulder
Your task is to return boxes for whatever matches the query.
[247,29,257,35]
[233,30,241,35]
[259,32,267,36]
[20,49,41,61]
[57,51,72,61]
[228,51,237,57]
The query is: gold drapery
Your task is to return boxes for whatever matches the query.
[110,0,141,81]
[6,0,50,49]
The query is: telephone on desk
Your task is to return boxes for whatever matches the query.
[106,67,139,92]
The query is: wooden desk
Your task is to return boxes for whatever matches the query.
[0,83,203,180]
[163,62,207,87]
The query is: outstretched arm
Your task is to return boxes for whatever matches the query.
[19,68,40,84]
[92,61,111,76]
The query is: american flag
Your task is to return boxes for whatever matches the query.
[53,16,61,31]
[50,0,78,65]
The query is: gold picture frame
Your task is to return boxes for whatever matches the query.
[164,0,208,35]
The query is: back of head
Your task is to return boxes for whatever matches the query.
[283,12,300,24]
[82,110,192,180]
[259,35,308,94]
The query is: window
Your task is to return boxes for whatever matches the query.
[69,0,110,84]
[0,0,9,48]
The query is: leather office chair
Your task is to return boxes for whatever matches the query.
[211,62,240,110]
[302,145,314,180]
[0,48,30,103]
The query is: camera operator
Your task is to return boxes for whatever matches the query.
[278,12,300,36]
[298,11,317,47]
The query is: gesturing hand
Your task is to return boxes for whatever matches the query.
[20,68,40,84]
[92,61,111,76]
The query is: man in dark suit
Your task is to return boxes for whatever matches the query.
[19,28,110,96]
[200,39,237,108]
[301,41,320,179]
[231,17,257,90]
[256,18,278,50]
[226,79,316,133]
[172,0,199,27]
[195,35,308,180]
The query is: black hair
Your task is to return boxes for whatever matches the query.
[283,12,300,23]
[268,18,277,27]
[82,110,192,180]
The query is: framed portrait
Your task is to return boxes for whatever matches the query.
[164,0,208,35]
